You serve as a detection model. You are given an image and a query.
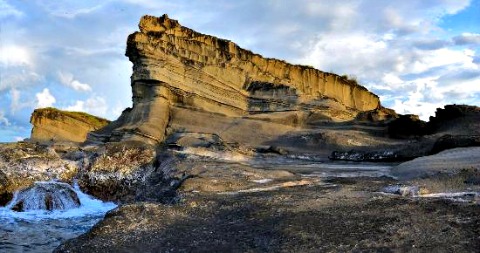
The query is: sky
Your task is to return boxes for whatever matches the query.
[1,0,479,142]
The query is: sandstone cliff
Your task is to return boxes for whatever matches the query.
[30,108,110,143]
[89,14,385,144]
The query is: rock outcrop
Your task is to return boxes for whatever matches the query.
[0,142,79,205]
[391,147,480,180]
[9,181,80,212]
[89,14,385,144]
[30,108,109,143]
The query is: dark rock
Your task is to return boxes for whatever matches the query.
[431,135,480,154]
[0,191,13,206]
[255,145,289,155]
[388,114,429,138]
[78,142,156,203]
[429,104,477,125]
[135,152,193,204]
[427,104,480,133]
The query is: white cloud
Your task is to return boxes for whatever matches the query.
[294,0,479,119]
[0,0,23,19]
[0,110,10,126]
[10,88,22,113]
[110,103,125,119]
[39,1,106,19]
[35,88,56,108]
[58,71,92,92]
[0,45,31,67]
[64,96,108,117]
[0,70,42,91]
[9,88,39,114]
[14,136,25,141]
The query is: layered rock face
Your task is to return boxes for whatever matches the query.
[90,14,383,144]
[30,108,110,143]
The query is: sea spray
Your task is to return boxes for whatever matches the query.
[0,181,117,252]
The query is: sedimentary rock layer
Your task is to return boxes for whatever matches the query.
[91,14,383,144]
[128,15,379,112]
[30,108,110,143]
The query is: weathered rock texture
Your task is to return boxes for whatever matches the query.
[0,142,79,205]
[391,147,480,180]
[31,108,109,143]
[89,14,384,144]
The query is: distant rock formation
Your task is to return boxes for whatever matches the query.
[89,14,386,144]
[30,108,110,143]
[387,104,480,138]
[428,104,480,134]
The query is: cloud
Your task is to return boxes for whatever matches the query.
[453,33,480,45]
[35,88,56,108]
[58,71,92,92]
[0,0,478,134]
[0,124,32,143]
[0,110,10,126]
[0,0,23,19]
[293,0,479,119]
[0,45,32,67]
[64,96,108,117]
[413,39,452,50]
[0,45,42,93]
[13,136,25,141]
[37,0,106,19]
[10,88,23,113]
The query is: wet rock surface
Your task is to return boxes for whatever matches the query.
[55,177,480,253]
[0,142,79,205]
[329,150,409,162]
[9,182,80,212]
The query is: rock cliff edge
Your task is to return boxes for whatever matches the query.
[89,14,384,144]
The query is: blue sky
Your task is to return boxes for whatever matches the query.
[1,0,479,142]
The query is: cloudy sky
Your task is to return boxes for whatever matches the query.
[1,0,479,142]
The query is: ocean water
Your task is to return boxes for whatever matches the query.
[0,182,117,253]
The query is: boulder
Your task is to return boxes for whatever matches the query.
[9,181,80,212]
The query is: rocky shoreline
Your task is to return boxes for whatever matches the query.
[55,176,480,252]
[1,14,479,252]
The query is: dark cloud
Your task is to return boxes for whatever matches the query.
[437,69,480,85]
[453,33,480,45]
[412,39,452,50]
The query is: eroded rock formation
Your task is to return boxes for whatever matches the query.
[30,108,110,143]
[89,14,385,144]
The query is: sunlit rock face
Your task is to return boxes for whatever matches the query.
[89,14,384,144]
[9,182,80,212]
[30,108,110,143]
